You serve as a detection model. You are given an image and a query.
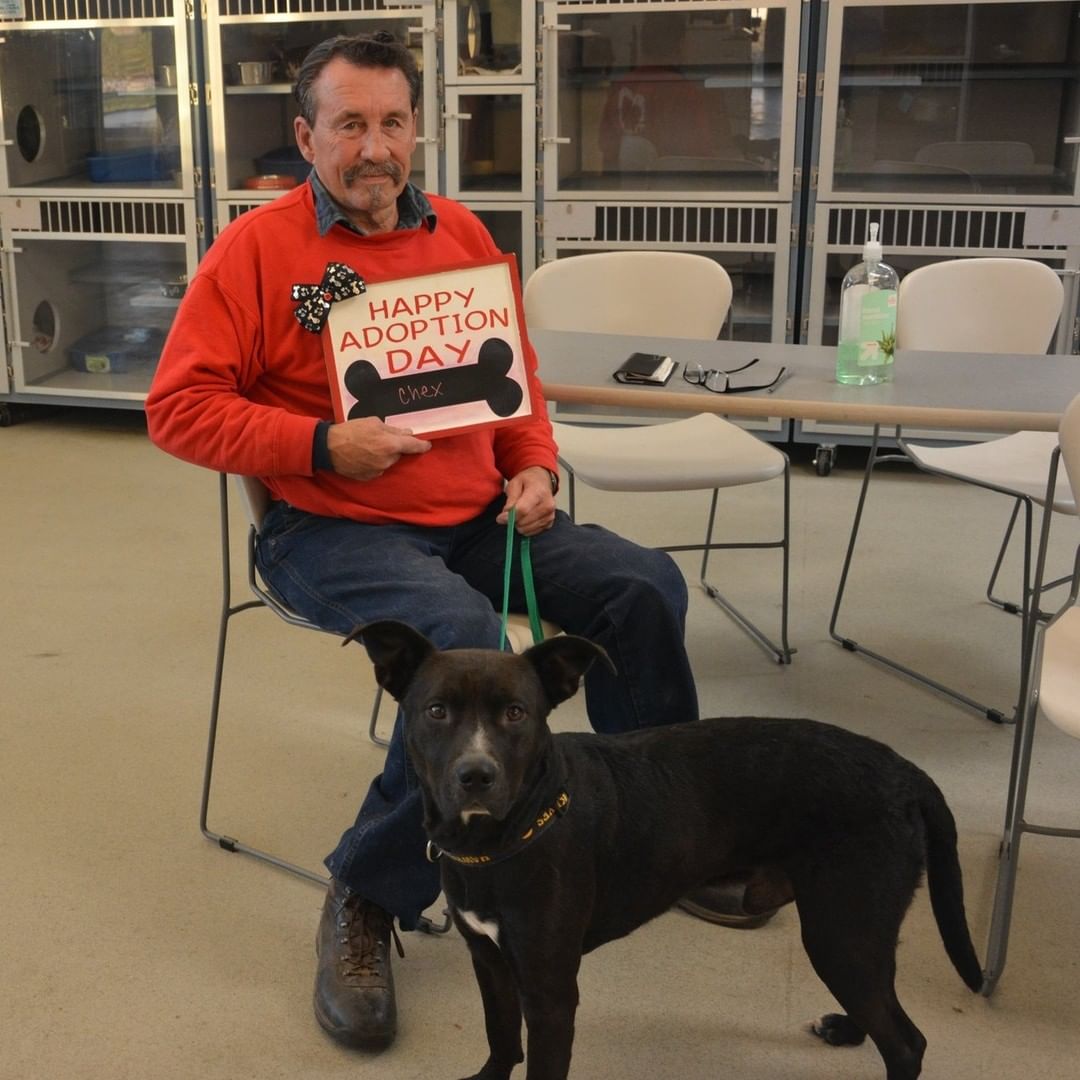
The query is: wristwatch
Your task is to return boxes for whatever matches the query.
[544,467,560,495]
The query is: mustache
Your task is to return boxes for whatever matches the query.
[343,161,403,185]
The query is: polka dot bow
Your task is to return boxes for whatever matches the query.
[292,262,367,333]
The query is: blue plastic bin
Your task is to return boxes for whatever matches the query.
[87,147,180,183]
[69,326,166,374]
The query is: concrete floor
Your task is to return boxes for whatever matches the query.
[1,407,1078,1080]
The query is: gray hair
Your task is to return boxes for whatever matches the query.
[293,31,421,126]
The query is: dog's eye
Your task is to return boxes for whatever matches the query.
[505,704,525,723]
[427,703,447,720]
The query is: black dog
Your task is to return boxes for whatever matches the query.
[351,621,983,1080]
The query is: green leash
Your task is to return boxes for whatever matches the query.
[499,507,545,650]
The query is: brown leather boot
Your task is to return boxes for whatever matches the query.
[314,880,401,1049]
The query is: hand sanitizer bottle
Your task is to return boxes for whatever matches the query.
[836,223,899,385]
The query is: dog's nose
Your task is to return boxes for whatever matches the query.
[455,755,498,793]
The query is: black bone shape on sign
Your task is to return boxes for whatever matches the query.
[343,336,523,422]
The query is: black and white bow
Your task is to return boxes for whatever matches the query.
[292,262,366,333]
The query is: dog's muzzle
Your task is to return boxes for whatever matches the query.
[445,752,507,819]
[455,753,499,794]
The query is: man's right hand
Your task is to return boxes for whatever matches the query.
[326,418,432,480]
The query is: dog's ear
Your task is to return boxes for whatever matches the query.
[343,620,435,701]
[523,635,614,706]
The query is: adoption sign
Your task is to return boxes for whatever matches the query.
[323,255,532,438]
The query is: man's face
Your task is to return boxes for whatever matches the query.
[294,59,417,234]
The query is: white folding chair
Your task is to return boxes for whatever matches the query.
[524,250,792,663]
[981,391,1080,995]
[830,257,1069,723]
[201,473,556,907]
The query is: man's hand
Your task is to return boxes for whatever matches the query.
[327,418,432,480]
[497,466,557,536]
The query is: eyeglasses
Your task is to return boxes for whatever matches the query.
[682,357,788,394]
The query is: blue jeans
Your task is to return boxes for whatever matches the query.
[255,495,697,929]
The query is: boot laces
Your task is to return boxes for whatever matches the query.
[337,896,405,979]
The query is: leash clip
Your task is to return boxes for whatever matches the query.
[425,840,442,863]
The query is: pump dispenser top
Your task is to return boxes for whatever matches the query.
[863,222,883,265]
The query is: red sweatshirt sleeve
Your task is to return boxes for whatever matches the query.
[145,260,318,477]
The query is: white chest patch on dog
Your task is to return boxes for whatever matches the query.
[459,909,500,947]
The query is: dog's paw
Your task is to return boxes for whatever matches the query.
[455,1062,516,1080]
[811,1012,866,1047]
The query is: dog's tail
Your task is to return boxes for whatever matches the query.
[920,778,984,992]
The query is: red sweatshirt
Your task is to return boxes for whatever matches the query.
[145,184,558,526]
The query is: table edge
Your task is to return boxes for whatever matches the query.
[539,381,1061,434]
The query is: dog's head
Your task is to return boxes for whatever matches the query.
[347,620,611,831]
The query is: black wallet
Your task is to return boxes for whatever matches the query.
[612,351,677,386]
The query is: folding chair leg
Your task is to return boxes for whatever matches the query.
[980,670,1040,995]
[200,475,327,882]
[982,617,1080,990]
[565,457,793,663]
[200,595,331,884]
[985,500,1070,623]
[201,615,452,930]
[829,425,1024,725]
[697,462,794,665]
[418,911,453,934]
[985,498,1023,613]
[368,686,390,748]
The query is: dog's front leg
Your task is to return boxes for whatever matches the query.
[458,934,525,1080]
[517,957,581,1080]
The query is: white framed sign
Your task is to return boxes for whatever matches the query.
[323,255,532,438]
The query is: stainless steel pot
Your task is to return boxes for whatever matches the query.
[230,61,275,86]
